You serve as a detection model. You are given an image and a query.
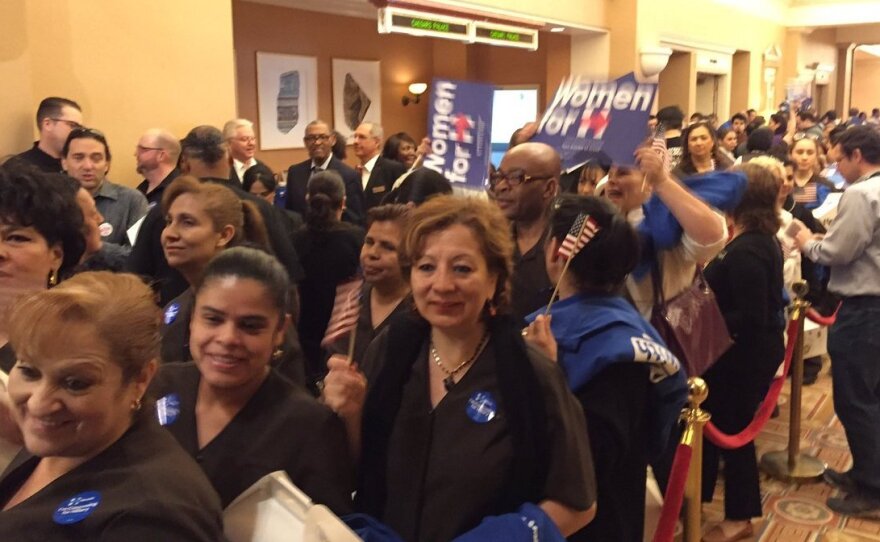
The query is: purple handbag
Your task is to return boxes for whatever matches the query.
[650,262,732,376]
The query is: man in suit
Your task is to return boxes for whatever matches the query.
[353,122,406,210]
[225,118,266,185]
[285,120,364,224]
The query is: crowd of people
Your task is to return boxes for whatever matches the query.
[0,94,878,541]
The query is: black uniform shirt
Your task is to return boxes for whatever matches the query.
[0,414,222,542]
[148,363,354,513]
[7,143,61,173]
[362,335,596,542]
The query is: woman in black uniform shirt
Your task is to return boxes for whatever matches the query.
[0,165,85,375]
[159,176,305,384]
[0,272,222,541]
[149,247,353,513]
[327,204,412,364]
[324,195,597,541]
[294,170,364,386]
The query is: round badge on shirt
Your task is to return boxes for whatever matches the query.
[156,393,181,426]
[53,491,101,525]
[466,391,497,424]
[98,222,113,238]
[164,303,180,325]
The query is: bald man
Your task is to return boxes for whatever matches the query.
[490,142,560,323]
[135,128,181,207]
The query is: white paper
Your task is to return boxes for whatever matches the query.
[127,216,145,246]
[812,192,843,229]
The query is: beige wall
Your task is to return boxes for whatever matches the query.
[852,55,880,112]
[0,0,237,187]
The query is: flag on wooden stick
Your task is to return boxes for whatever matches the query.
[321,277,363,348]
[557,213,600,260]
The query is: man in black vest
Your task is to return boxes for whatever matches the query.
[285,120,364,224]
[353,122,406,211]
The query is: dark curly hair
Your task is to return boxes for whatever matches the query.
[0,164,86,277]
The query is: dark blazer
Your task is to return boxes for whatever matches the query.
[363,156,406,210]
[285,157,364,224]
[228,158,268,185]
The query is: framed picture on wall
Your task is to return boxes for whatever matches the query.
[331,59,382,140]
[256,52,318,150]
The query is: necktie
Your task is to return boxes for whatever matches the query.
[356,164,365,175]
[310,165,322,177]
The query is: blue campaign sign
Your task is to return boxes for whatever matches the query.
[422,78,495,190]
[533,72,658,169]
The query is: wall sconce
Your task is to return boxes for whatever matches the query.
[402,82,428,106]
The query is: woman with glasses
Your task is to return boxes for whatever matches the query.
[789,135,837,210]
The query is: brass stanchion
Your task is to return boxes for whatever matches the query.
[681,377,710,542]
[760,280,826,482]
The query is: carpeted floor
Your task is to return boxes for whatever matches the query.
[699,357,880,541]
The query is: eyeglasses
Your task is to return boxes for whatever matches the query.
[136,145,164,154]
[303,134,331,144]
[487,168,552,190]
[231,136,257,144]
[50,118,83,130]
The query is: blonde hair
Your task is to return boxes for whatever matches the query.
[8,272,159,381]
[162,176,269,249]
[401,195,513,309]
[747,155,786,182]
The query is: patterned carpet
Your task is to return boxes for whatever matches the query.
[698,356,880,541]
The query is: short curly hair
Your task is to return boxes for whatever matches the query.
[0,164,85,277]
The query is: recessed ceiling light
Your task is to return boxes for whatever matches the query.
[550,26,565,33]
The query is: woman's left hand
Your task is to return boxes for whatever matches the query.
[523,314,557,362]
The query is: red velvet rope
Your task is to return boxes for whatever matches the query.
[703,317,800,449]
[805,303,840,327]
[652,443,693,542]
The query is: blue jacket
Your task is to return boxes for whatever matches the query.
[527,294,688,458]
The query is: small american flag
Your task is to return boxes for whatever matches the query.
[652,122,671,172]
[320,277,363,347]
[557,213,600,260]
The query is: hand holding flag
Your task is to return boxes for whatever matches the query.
[321,277,364,362]
[546,212,601,314]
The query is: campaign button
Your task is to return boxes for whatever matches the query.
[466,391,497,424]
[156,393,181,426]
[164,303,180,325]
[53,491,101,525]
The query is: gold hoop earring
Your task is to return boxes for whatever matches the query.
[48,269,59,287]
[272,347,283,361]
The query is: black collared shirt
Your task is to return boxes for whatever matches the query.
[7,142,61,173]
[510,228,553,325]
[136,168,181,208]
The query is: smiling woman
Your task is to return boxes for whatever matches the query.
[147,247,353,512]
[323,195,598,541]
[0,272,223,541]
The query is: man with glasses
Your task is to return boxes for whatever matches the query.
[62,128,148,248]
[134,128,181,206]
[794,125,880,518]
[490,141,560,323]
[285,120,363,223]
[8,97,83,173]
[223,119,265,185]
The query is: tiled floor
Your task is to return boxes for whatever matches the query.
[698,358,880,541]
